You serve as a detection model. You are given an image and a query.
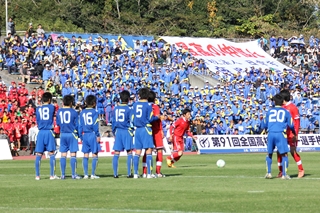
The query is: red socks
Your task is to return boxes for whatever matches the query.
[293,152,303,171]
[172,152,181,162]
[156,151,163,174]
[142,154,147,174]
[277,153,283,172]
[278,151,304,172]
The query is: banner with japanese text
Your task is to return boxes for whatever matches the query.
[161,36,293,75]
[47,32,153,51]
[195,134,320,154]
[46,137,171,158]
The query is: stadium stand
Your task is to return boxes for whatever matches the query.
[1,28,320,155]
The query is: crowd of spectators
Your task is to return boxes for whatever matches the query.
[1,22,320,155]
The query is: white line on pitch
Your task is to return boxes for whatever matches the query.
[0,206,227,213]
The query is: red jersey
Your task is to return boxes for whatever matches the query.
[18,95,28,107]
[283,101,300,139]
[151,104,162,134]
[20,123,28,135]
[37,89,44,98]
[170,117,193,138]
[27,107,35,116]
[18,88,29,95]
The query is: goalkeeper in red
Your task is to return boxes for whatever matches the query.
[166,108,197,168]
[278,90,304,178]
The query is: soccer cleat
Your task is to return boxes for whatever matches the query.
[298,170,305,178]
[60,175,65,180]
[264,173,272,179]
[83,175,89,179]
[133,174,140,179]
[91,175,100,179]
[35,176,40,181]
[276,171,283,178]
[72,175,82,180]
[113,175,119,178]
[166,158,172,168]
[127,175,133,178]
[147,174,156,179]
[142,174,147,178]
[50,175,60,180]
[171,163,176,168]
[281,175,291,180]
[155,173,166,178]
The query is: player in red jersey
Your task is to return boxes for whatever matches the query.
[142,91,165,178]
[278,90,304,178]
[166,108,197,168]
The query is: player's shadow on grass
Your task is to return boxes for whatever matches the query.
[179,164,208,168]
[289,173,311,178]
[97,174,118,178]
[165,173,182,177]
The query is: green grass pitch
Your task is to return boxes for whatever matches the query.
[0,153,319,213]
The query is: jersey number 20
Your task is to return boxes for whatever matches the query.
[269,109,285,122]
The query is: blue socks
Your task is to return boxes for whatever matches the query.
[92,157,98,176]
[266,155,272,173]
[49,154,55,176]
[60,156,66,176]
[82,157,89,176]
[127,153,133,176]
[35,155,41,177]
[134,155,140,175]
[146,154,152,175]
[112,154,119,176]
[70,156,77,176]
[282,156,288,176]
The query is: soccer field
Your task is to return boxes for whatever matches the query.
[0,153,319,213]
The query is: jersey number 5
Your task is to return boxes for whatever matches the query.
[136,105,142,118]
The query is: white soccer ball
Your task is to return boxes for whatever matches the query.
[216,159,225,168]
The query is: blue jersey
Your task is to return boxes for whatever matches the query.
[79,108,100,139]
[132,100,156,128]
[56,108,79,134]
[36,104,55,130]
[112,104,132,132]
[263,106,295,134]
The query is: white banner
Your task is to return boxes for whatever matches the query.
[161,36,293,75]
[0,139,12,160]
[48,137,171,158]
[196,134,320,154]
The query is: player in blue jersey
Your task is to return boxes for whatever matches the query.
[56,95,81,180]
[132,88,159,179]
[112,90,134,178]
[262,94,297,180]
[79,95,101,179]
[34,92,59,180]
